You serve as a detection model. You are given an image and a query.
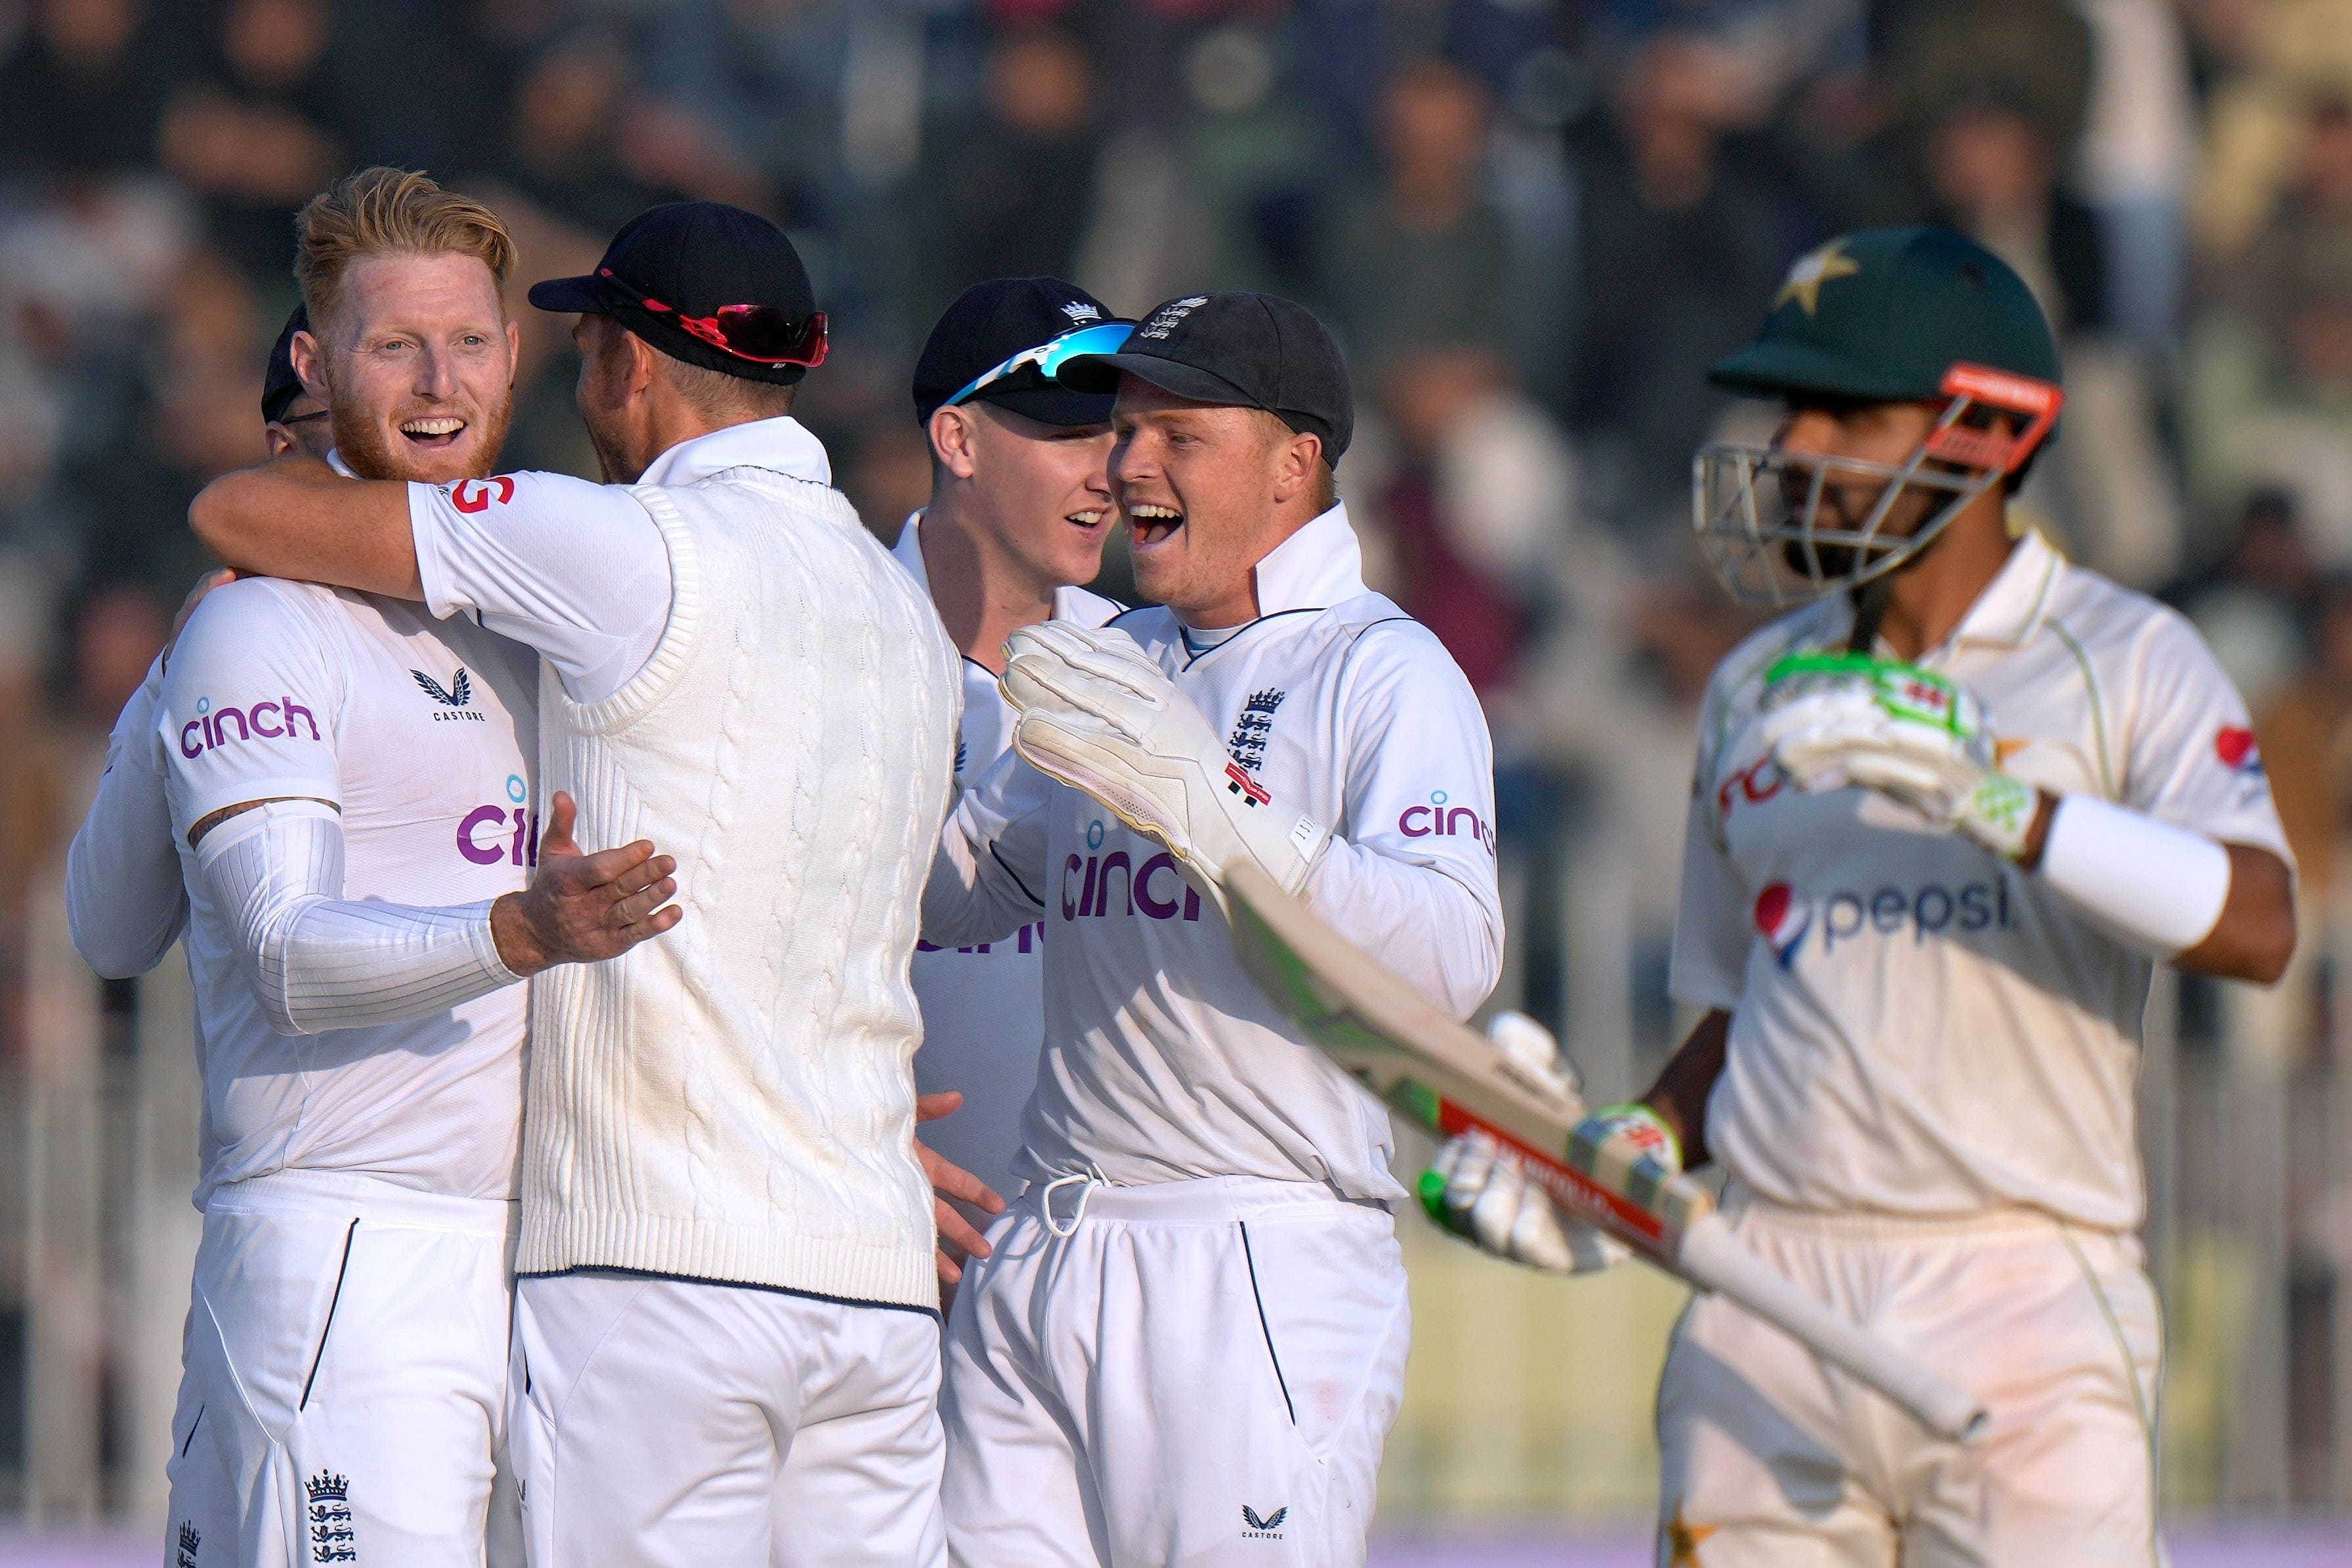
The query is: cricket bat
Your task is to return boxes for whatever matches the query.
[1222,862,1989,1445]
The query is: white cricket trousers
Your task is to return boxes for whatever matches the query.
[163,1168,522,1568]
[507,1271,948,1568]
[1656,1193,2164,1568]
[941,1174,1411,1568]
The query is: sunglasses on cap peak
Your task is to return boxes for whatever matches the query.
[948,322,1134,409]
[595,268,829,368]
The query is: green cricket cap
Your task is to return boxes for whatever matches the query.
[1709,226,2061,404]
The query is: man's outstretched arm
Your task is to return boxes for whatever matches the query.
[190,456,423,599]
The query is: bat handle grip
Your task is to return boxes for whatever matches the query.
[1677,1216,1990,1444]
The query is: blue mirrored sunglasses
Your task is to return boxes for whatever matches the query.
[947,322,1134,409]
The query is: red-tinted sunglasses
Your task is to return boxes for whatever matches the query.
[596,268,828,368]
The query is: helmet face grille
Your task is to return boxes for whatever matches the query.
[1690,441,1999,607]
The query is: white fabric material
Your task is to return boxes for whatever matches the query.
[164,1167,522,1568]
[159,577,540,1206]
[408,416,830,706]
[941,1176,1409,1568]
[194,799,517,1036]
[68,652,186,977]
[892,513,1123,1212]
[509,1274,945,1568]
[2040,792,2233,956]
[1003,622,1333,905]
[924,503,1503,1203]
[1656,1196,2160,1567]
[517,452,961,1308]
[1673,530,2291,1229]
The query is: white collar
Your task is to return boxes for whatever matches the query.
[1243,501,1367,618]
[637,415,831,488]
[1945,528,2064,652]
[326,448,356,478]
[892,509,930,593]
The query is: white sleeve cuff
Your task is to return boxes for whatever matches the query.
[2038,795,2233,959]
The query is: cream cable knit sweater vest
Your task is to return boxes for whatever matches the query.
[517,465,960,1308]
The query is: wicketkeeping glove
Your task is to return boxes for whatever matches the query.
[1756,652,2038,860]
[999,623,1331,913]
[1419,1013,1628,1276]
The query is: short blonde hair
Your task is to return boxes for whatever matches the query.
[293,167,513,331]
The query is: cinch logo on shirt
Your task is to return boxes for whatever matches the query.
[1717,753,1786,826]
[918,922,1044,956]
[458,777,538,867]
[1398,790,1495,855]
[1752,874,2015,965]
[179,695,321,758]
[2216,725,2264,775]
[1061,847,1205,923]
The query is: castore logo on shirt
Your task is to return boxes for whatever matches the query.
[449,477,515,513]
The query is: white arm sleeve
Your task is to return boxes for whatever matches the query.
[923,746,1054,948]
[68,654,188,977]
[194,799,519,1036]
[2038,795,2233,958]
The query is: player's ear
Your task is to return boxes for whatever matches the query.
[290,329,329,402]
[930,406,979,482]
[1268,424,1321,506]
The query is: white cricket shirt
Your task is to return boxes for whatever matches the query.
[890,511,1124,1208]
[1673,530,2292,1230]
[159,576,539,1206]
[925,503,1505,1202]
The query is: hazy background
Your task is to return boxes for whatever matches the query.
[2,0,2351,1555]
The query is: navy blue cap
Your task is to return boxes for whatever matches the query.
[262,304,309,424]
[1058,291,1352,461]
[913,278,1123,427]
[529,201,820,386]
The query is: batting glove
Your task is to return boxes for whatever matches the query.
[1000,623,1331,912]
[1419,1013,1627,1276]
[1757,652,2038,860]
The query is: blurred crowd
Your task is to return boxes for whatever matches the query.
[7,0,2352,1054]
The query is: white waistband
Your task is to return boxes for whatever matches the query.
[1021,1171,1382,1229]
[205,1166,520,1237]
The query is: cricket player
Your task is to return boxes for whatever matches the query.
[191,198,965,1568]
[67,173,680,1568]
[1432,227,2296,1565]
[920,291,1503,1566]
[897,277,1128,1256]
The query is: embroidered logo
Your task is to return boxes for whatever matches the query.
[175,1521,201,1568]
[412,667,486,723]
[305,1472,356,1562]
[1139,295,1211,340]
[1241,1504,1289,1539]
[1227,688,1285,772]
[1060,300,1103,324]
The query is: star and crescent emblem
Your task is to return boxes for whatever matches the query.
[1774,240,1861,316]
[1665,1503,1717,1566]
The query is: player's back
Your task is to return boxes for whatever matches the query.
[161,577,539,1206]
[522,465,962,1307]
